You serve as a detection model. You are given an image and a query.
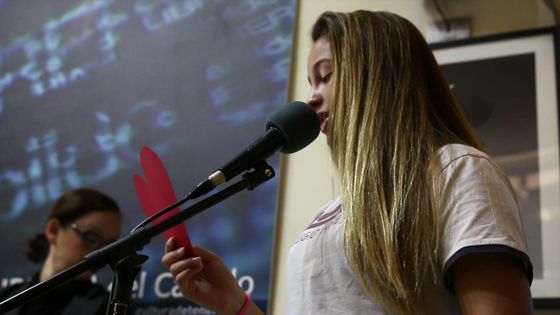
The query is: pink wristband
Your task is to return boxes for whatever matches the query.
[236,293,251,315]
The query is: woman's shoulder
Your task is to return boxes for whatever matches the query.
[438,144,489,165]
[437,144,504,175]
[307,197,342,222]
[0,274,36,300]
[0,282,29,300]
[86,282,109,296]
[62,281,110,315]
[71,280,109,299]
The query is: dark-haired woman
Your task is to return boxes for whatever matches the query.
[0,188,122,315]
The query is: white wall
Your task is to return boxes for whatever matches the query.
[270,1,558,314]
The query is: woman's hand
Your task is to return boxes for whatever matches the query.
[161,238,246,315]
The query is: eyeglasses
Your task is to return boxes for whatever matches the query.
[66,223,115,249]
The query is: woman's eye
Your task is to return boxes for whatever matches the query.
[320,72,332,83]
[84,232,102,244]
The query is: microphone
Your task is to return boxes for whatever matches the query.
[188,101,320,199]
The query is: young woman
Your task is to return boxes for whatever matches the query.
[162,10,534,315]
[0,188,122,315]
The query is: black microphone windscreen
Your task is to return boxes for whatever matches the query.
[265,101,320,153]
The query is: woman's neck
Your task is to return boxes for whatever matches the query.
[39,253,56,281]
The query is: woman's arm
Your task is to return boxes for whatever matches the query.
[451,252,534,315]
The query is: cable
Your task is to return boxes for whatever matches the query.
[130,194,191,234]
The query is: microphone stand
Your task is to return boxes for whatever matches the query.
[0,161,275,315]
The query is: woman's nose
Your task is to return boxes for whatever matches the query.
[307,92,322,110]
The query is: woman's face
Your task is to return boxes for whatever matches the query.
[307,37,334,134]
[49,211,121,279]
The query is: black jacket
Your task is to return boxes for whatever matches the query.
[0,274,109,315]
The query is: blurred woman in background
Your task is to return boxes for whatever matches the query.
[0,188,122,315]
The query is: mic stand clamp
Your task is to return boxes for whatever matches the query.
[106,254,148,315]
[243,161,275,190]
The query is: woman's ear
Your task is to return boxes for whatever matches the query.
[44,218,62,245]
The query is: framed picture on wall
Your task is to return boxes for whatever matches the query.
[432,27,560,308]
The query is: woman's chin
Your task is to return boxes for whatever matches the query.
[320,118,329,133]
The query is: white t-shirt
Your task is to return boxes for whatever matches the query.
[286,144,532,314]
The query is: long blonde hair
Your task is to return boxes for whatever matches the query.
[311,11,482,314]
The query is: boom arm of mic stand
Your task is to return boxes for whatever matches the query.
[0,161,275,314]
